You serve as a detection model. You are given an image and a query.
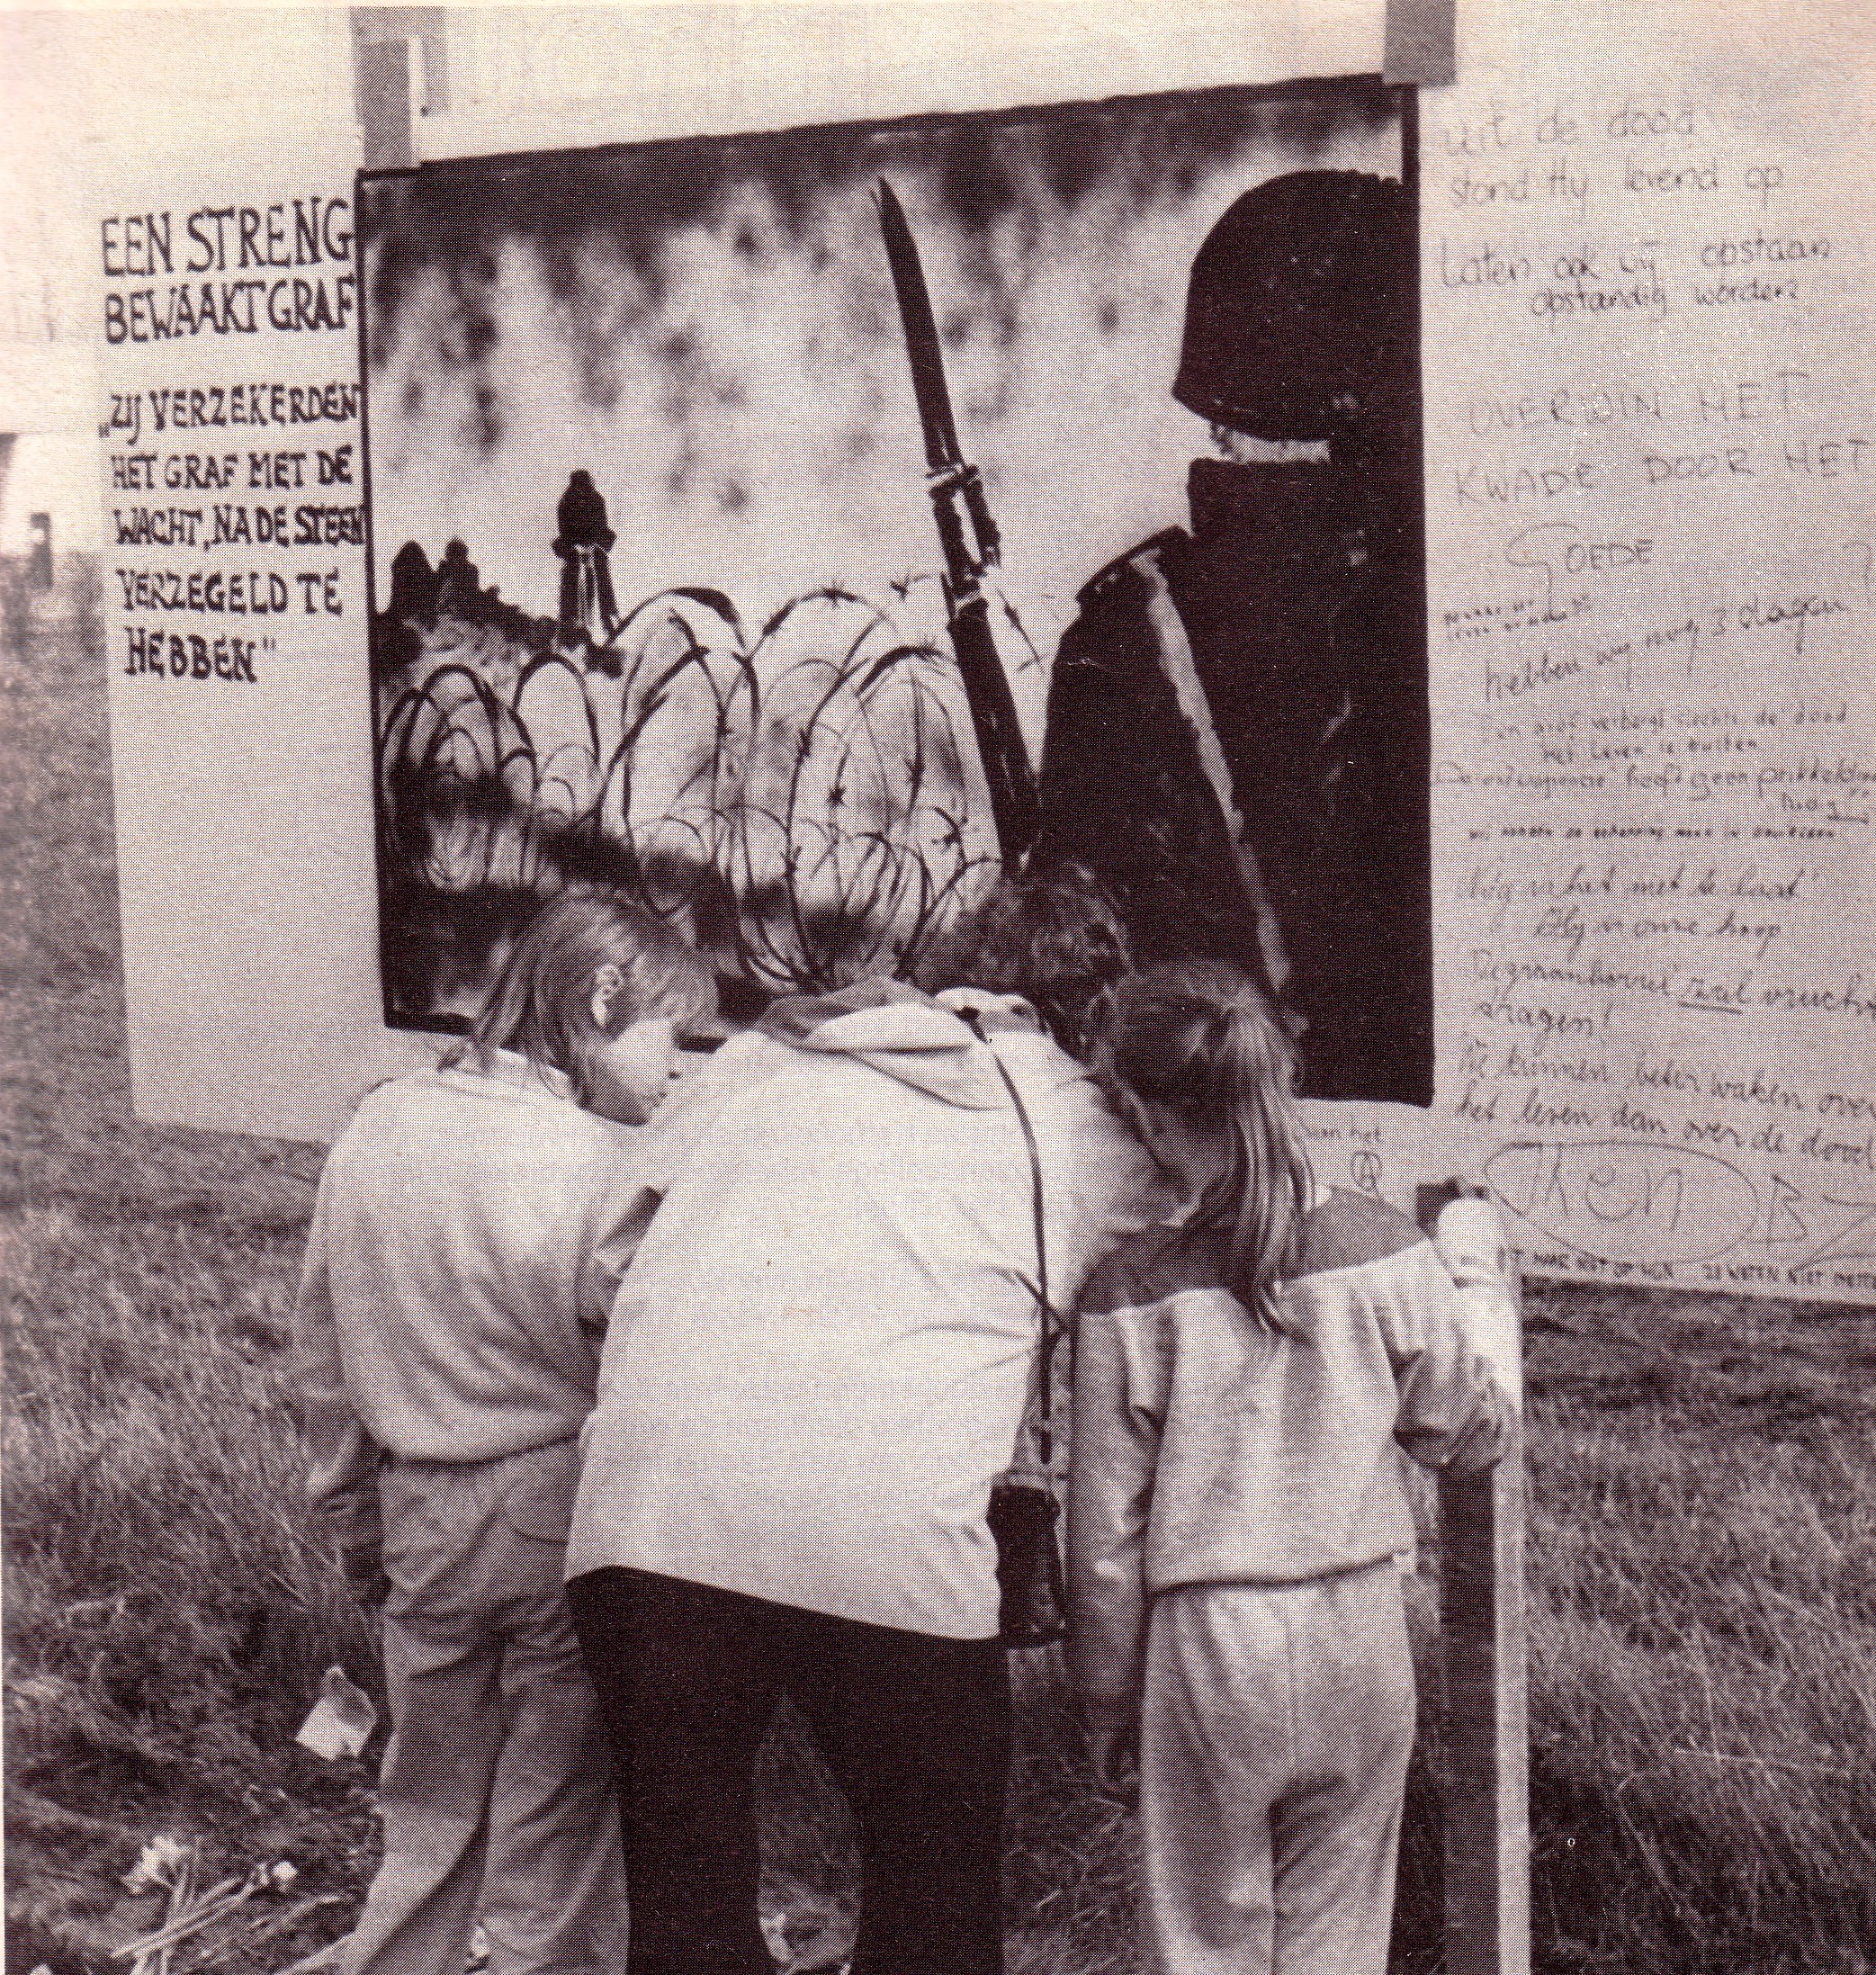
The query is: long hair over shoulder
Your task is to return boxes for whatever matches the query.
[1087,958,1314,1327]
[448,887,714,1108]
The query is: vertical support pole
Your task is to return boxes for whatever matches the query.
[352,7,447,171]
[1440,1423,1530,1975]
[1427,1189,1530,1975]
[1383,0,1458,85]
[354,38,414,172]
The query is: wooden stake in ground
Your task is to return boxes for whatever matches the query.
[1441,1421,1530,1975]
[1426,1188,1530,1975]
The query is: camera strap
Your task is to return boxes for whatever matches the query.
[961,1010,1055,1468]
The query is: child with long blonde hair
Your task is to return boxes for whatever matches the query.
[1070,958,1515,1975]
[294,888,715,1975]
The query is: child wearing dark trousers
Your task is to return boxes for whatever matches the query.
[561,872,1169,1975]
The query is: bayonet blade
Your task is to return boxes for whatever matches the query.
[877,178,962,474]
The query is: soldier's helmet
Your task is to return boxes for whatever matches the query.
[1172,169,1411,443]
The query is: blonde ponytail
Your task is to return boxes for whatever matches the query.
[1089,959,1314,1328]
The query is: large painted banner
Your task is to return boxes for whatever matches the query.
[90,3,1874,1300]
[357,81,1432,1111]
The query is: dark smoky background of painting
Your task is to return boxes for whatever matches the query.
[357,81,1403,1020]
[362,81,1400,718]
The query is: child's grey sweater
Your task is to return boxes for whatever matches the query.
[1068,1189,1515,1724]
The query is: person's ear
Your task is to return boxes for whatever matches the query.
[589,962,625,1031]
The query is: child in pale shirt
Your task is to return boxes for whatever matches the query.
[1069,959,1517,1975]
[292,889,715,1975]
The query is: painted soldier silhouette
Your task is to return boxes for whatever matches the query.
[553,470,620,642]
[1030,169,1432,1104]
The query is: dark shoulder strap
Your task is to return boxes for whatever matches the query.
[961,1012,1055,1460]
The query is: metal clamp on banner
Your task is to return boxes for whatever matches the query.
[1384,0,1456,85]
[351,7,448,170]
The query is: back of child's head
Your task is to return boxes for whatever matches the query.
[456,887,714,1109]
[913,863,1133,1057]
[1088,958,1314,1325]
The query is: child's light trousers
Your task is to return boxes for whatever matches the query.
[345,1440,628,1975]
[1139,1559,1415,1975]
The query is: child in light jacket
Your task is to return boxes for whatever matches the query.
[293,889,714,1975]
[1069,959,1517,1975]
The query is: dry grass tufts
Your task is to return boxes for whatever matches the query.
[1521,1385,1876,1973]
[4,1207,373,1765]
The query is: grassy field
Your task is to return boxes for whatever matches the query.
[4,587,1875,1973]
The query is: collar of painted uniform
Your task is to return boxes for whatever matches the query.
[1183,456,1381,581]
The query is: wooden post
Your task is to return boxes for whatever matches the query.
[351,7,449,172]
[353,37,414,172]
[1441,1421,1530,1975]
[1424,1189,1530,1975]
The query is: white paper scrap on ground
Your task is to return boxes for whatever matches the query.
[293,1665,377,1761]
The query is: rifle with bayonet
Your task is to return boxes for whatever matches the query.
[875,178,1039,868]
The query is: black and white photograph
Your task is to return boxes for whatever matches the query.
[4,6,1873,1975]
